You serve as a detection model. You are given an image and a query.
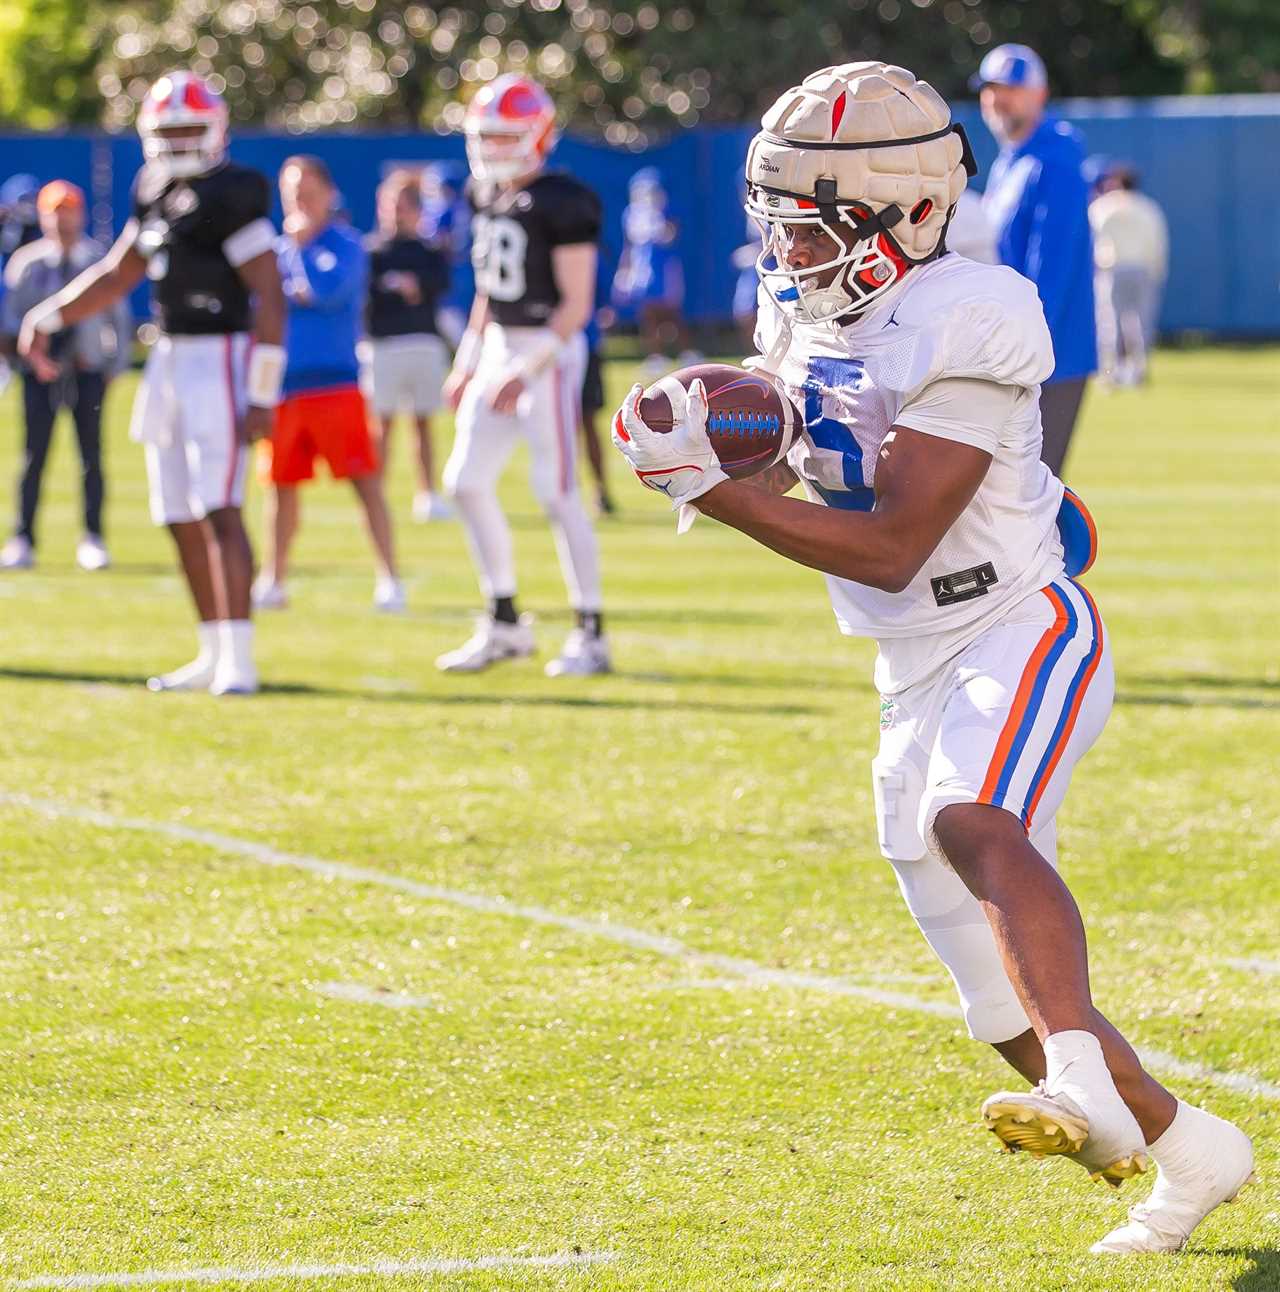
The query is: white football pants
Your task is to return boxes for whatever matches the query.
[872,577,1115,1044]
[444,325,601,610]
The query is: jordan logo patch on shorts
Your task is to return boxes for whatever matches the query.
[931,562,998,607]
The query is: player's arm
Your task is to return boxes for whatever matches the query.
[738,458,799,497]
[235,249,287,443]
[0,253,30,358]
[694,428,990,592]
[547,243,596,340]
[490,242,595,415]
[615,375,1005,591]
[292,238,364,312]
[443,290,490,411]
[17,223,147,381]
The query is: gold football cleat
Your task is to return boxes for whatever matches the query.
[981,1090,1149,1186]
[982,1091,1089,1158]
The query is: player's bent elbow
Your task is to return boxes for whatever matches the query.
[862,550,923,594]
[821,557,909,593]
[873,570,912,595]
[868,568,913,594]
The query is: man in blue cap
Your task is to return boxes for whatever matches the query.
[974,45,1096,477]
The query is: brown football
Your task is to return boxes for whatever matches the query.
[638,363,798,479]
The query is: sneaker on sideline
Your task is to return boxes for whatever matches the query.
[374,575,407,613]
[436,614,535,673]
[75,534,111,571]
[544,628,611,677]
[0,535,34,569]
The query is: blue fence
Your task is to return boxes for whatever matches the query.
[2,93,1277,337]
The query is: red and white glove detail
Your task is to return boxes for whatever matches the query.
[611,378,727,510]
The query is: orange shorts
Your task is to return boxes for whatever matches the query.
[260,386,379,485]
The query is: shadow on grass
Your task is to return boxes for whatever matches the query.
[615,668,869,693]
[1129,672,1280,692]
[1115,691,1280,713]
[6,663,1277,714]
[1199,1246,1280,1290]
[0,665,820,718]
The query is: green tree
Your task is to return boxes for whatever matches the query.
[0,0,108,127]
[1133,0,1280,92]
[83,0,1194,143]
[1,0,1276,134]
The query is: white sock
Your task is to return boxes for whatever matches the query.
[1043,1029,1120,1106]
[217,619,254,674]
[1148,1102,1214,1177]
[196,621,220,667]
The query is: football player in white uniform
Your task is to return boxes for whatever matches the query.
[438,74,608,676]
[613,63,1254,1254]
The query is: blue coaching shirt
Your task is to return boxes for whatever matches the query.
[277,221,367,396]
[982,116,1097,384]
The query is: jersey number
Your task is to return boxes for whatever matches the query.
[472,214,527,302]
[802,356,874,512]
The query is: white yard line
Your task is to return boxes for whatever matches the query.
[4,792,1277,1103]
[1134,1049,1280,1101]
[13,1251,616,1289]
[1224,956,1280,976]
[313,981,438,1009]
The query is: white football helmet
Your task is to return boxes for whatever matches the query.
[464,74,557,185]
[745,62,975,324]
[137,72,229,182]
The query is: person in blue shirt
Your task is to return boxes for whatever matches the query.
[253,154,403,613]
[610,168,693,376]
[975,45,1096,477]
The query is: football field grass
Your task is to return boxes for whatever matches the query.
[0,347,1277,1291]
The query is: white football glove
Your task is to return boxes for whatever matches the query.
[611,378,728,521]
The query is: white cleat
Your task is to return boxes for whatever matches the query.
[436,614,535,673]
[1091,1113,1256,1254]
[412,491,453,523]
[983,1082,1148,1187]
[209,662,259,696]
[251,576,288,611]
[374,575,407,614]
[544,628,611,677]
[0,535,34,569]
[146,657,217,693]
[75,534,111,571]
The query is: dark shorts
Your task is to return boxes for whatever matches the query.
[582,347,604,416]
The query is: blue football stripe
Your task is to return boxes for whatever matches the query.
[812,481,875,512]
[988,583,1079,809]
[1018,581,1102,825]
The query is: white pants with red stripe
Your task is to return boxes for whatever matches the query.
[444,324,600,609]
[871,577,1114,1043]
[131,333,250,525]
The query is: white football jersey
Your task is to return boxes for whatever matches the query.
[755,254,1067,694]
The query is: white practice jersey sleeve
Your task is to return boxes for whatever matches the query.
[894,377,1018,455]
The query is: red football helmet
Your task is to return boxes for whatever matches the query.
[464,74,557,185]
[137,72,229,181]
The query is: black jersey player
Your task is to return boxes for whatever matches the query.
[19,72,285,694]
[437,74,608,677]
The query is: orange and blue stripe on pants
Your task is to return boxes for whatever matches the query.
[977,579,1106,831]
